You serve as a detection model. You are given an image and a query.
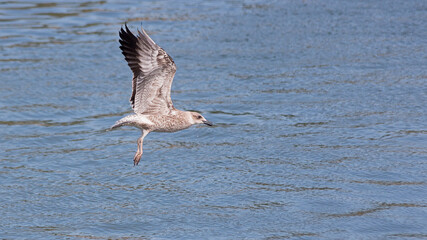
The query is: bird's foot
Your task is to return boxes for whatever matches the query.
[133,152,142,166]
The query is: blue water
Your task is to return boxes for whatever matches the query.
[1,0,426,239]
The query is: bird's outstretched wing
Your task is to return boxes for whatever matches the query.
[119,24,176,115]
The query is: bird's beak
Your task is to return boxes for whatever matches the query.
[203,120,213,126]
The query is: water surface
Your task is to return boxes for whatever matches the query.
[1,0,426,239]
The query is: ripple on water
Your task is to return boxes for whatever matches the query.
[1,0,427,239]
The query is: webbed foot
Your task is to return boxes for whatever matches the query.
[133,152,142,166]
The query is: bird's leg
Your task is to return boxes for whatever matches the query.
[133,138,143,166]
[134,130,149,166]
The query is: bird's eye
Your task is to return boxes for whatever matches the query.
[197,115,202,119]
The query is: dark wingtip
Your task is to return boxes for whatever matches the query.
[119,22,127,33]
[125,22,131,33]
[119,22,131,36]
[119,23,137,47]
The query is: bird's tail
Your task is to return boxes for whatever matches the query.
[110,122,124,130]
[110,114,139,130]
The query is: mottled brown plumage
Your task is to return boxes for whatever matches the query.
[112,24,212,166]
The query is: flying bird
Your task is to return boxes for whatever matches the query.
[112,24,213,166]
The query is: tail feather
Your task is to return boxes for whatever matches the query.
[110,122,124,130]
[111,114,140,130]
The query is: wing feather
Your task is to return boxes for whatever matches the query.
[119,24,176,114]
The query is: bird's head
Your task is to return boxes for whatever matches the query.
[189,112,213,126]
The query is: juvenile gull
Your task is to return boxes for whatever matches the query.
[111,24,213,166]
